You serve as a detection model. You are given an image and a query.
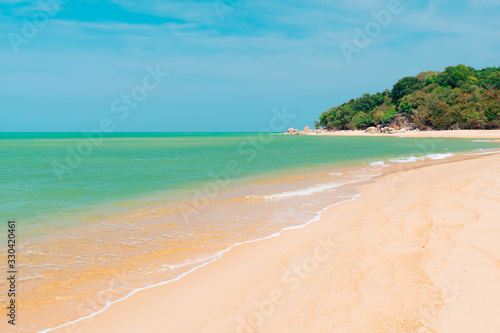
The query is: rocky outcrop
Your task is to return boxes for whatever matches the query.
[362,115,421,134]
[284,128,303,135]
[284,126,320,135]
[363,124,420,134]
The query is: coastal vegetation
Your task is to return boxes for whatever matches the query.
[316,65,500,131]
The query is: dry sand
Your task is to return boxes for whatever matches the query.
[307,129,500,140]
[52,153,500,333]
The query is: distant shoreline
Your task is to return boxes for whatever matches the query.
[286,129,500,140]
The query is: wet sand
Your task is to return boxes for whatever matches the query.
[8,160,384,332]
[50,153,500,332]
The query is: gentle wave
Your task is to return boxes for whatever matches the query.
[247,182,342,200]
[147,255,222,275]
[369,161,389,167]
[246,174,380,201]
[249,151,458,201]
[389,156,421,163]
[465,150,500,156]
[389,153,455,163]
[424,153,455,160]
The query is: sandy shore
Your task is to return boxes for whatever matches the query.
[307,129,500,140]
[51,153,500,333]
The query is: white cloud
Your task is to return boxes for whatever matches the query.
[0,0,28,4]
[110,0,217,24]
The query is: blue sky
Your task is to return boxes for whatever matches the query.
[1,0,499,132]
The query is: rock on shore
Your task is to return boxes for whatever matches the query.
[283,127,326,135]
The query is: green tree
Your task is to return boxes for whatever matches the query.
[350,112,373,129]
[447,64,472,87]
[391,77,421,105]
[467,76,480,85]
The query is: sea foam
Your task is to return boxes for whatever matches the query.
[247,182,342,200]
[369,161,389,167]
[389,153,454,163]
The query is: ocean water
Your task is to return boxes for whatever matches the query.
[0,132,499,332]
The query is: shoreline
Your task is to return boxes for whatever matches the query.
[34,153,461,332]
[298,129,500,139]
[14,136,500,332]
[47,151,500,333]
[41,195,362,333]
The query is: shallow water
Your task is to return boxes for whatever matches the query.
[0,132,498,332]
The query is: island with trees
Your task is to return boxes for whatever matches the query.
[315,65,500,132]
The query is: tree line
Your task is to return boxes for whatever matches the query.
[316,65,500,130]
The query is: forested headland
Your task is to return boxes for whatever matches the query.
[316,65,500,131]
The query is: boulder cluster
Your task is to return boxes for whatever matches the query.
[364,114,421,134]
[283,126,327,135]
[282,115,425,135]
[364,124,420,134]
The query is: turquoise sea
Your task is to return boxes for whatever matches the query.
[2,132,498,229]
[1,132,499,332]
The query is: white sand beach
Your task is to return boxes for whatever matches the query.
[51,152,500,333]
